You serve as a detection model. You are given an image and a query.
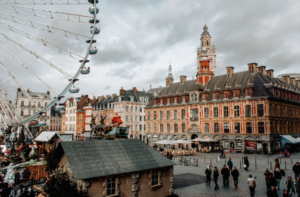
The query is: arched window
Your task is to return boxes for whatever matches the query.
[207,40,209,46]
[21,101,24,106]
[21,110,24,116]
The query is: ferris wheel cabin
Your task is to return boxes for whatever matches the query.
[80,67,90,74]
[89,47,97,55]
[89,6,99,15]
[69,86,80,93]
[88,0,99,3]
[90,26,100,35]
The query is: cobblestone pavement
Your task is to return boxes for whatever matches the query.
[173,152,300,197]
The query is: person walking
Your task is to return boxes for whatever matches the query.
[274,168,282,191]
[220,148,224,158]
[244,156,249,171]
[283,189,289,197]
[213,167,219,190]
[14,168,20,185]
[267,186,279,197]
[268,174,277,191]
[275,159,280,170]
[293,162,300,180]
[264,169,272,188]
[286,176,295,197]
[221,165,229,187]
[231,166,239,189]
[295,177,300,197]
[205,165,212,187]
[227,158,233,175]
[247,175,256,197]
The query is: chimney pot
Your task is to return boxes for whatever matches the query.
[266,69,274,78]
[120,87,125,95]
[180,75,187,85]
[247,63,258,74]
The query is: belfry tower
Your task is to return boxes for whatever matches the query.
[165,64,174,86]
[197,24,217,73]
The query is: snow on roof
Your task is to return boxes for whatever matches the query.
[35,131,60,142]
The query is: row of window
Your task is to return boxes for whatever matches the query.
[148,109,186,120]
[50,126,61,131]
[50,119,61,123]
[126,115,145,122]
[269,104,299,118]
[94,104,114,110]
[124,106,145,113]
[130,124,145,131]
[20,101,47,107]
[148,122,265,134]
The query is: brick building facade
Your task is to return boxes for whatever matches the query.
[145,25,300,153]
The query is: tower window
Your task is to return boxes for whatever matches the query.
[207,40,209,46]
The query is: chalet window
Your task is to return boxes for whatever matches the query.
[167,111,170,120]
[214,107,218,117]
[214,123,219,133]
[174,110,177,120]
[257,104,264,117]
[258,122,265,134]
[154,111,157,120]
[160,124,163,132]
[202,94,206,100]
[191,109,198,118]
[182,123,185,133]
[246,89,250,96]
[160,111,163,120]
[174,124,178,133]
[245,105,251,117]
[154,124,157,132]
[181,109,185,119]
[224,91,228,98]
[246,122,252,133]
[204,108,209,118]
[107,177,115,196]
[152,171,159,186]
[213,93,216,100]
[224,123,229,133]
[269,104,272,116]
[235,123,240,133]
[205,123,209,133]
[224,107,229,117]
[167,124,170,133]
[234,106,240,117]
[147,112,150,120]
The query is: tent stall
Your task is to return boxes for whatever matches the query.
[192,138,219,152]
[280,135,300,150]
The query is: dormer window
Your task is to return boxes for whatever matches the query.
[233,90,238,98]
[191,94,194,101]
[182,96,185,103]
[202,94,206,100]
[160,98,163,105]
[224,91,228,99]
[174,97,177,103]
[212,93,216,100]
[246,89,251,97]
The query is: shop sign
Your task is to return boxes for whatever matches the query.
[245,141,255,149]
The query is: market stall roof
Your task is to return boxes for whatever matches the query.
[155,140,177,145]
[280,135,300,149]
[35,131,60,142]
[60,134,73,142]
[192,138,219,142]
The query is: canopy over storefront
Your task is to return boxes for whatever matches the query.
[280,135,300,149]
[192,138,219,142]
[155,140,176,145]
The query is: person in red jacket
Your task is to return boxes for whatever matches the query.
[111,113,123,126]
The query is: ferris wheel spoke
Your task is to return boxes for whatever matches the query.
[0,31,74,78]
[0,44,59,96]
[0,3,92,23]
[0,20,83,60]
[0,12,91,42]
[1,0,89,5]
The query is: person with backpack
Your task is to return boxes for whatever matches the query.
[286,176,295,196]
[274,168,282,191]
[247,175,256,197]
[213,167,219,190]
[267,186,278,197]
[205,165,212,187]
[231,166,239,189]
[267,174,277,191]
[221,165,230,187]
[227,158,233,175]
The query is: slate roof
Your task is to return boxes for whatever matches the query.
[56,140,174,180]
[17,90,51,99]
[148,86,166,96]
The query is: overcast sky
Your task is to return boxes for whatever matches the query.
[1,0,300,102]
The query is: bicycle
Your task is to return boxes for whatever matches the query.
[191,158,198,167]
[183,158,191,166]
[178,157,183,165]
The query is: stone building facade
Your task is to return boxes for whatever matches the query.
[145,25,300,153]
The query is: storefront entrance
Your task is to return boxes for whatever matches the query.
[230,142,235,152]
[191,134,198,149]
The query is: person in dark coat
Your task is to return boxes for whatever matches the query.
[267,186,278,197]
[244,156,249,171]
[295,177,300,197]
[213,167,219,190]
[14,168,20,185]
[231,166,239,189]
[221,165,230,187]
[227,158,233,174]
[293,162,300,180]
[286,176,295,196]
[274,168,282,191]
[22,167,31,180]
[267,174,277,191]
[283,189,289,197]
[220,148,223,158]
[205,165,212,187]
[264,169,272,188]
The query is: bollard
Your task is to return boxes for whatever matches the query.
[285,161,287,170]
[280,157,281,164]
[240,160,242,169]
[270,161,272,170]
[255,159,257,169]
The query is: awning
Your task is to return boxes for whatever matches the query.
[147,134,151,137]
[280,135,300,149]
[153,135,158,138]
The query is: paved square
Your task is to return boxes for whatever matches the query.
[173,152,299,197]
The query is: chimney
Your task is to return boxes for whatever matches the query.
[112,93,117,97]
[120,87,125,95]
[290,78,296,85]
[266,69,274,78]
[180,75,186,85]
[132,87,138,94]
[282,75,290,83]
[226,67,234,77]
[247,63,258,74]
[258,66,266,74]
[296,79,300,88]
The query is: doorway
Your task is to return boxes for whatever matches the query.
[191,134,198,149]
[230,142,235,152]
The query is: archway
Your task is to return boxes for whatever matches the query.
[191,134,198,149]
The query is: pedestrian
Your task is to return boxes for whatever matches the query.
[275,159,280,170]
[264,168,272,188]
[268,174,277,191]
[295,177,300,197]
[267,186,278,197]
[205,165,212,187]
[14,168,20,185]
[220,148,223,158]
[169,151,173,161]
[223,151,226,159]
[221,165,229,187]
[0,157,11,168]
[244,156,249,171]
[247,175,256,197]
[231,166,239,189]
[227,158,233,174]
[283,189,289,197]
[286,176,295,196]
[22,167,31,181]
[274,168,282,191]
[293,162,300,180]
[213,167,219,190]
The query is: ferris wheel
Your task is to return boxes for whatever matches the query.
[0,0,100,128]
